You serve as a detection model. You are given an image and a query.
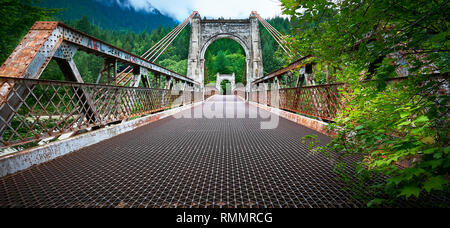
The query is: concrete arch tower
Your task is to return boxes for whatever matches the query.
[186,12,264,93]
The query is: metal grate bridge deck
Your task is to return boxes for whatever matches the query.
[0,96,445,208]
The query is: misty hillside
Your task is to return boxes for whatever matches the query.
[37,0,177,32]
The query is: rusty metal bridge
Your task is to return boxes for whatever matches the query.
[0,12,447,208]
[0,96,360,208]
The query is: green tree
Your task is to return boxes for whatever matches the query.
[214,51,232,74]
[76,15,91,34]
[0,0,56,64]
[227,53,246,83]
[282,0,449,206]
[158,59,188,75]
[260,17,291,74]
[220,80,231,95]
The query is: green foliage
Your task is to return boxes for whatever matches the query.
[228,53,246,83]
[0,0,56,64]
[36,0,176,33]
[283,0,449,206]
[260,17,291,74]
[204,39,246,85]
[214,51,233,74]
[159,59,188,76]
[206,38,245,55]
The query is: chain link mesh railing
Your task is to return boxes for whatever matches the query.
[0,77,201,149]
[249,83,344,121]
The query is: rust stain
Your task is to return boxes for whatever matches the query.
[116,202,127,208]
[30,21,58,30]
[0,22,62,106]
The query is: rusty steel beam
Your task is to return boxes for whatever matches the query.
[55,22,197,85]
[253,55,313,85]
[0,22,64,135]
[0,21,197,86]
[0,21,198,136]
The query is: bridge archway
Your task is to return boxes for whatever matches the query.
[216,73,236,94]
[201,35,248,90]
[187,14,264,93]
[200,34,250,59]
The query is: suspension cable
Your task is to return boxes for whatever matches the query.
[253,11,291,54]
[251,11,292,57]
[261,18,286,41]
[116,21,184,80]
[147,18,190,62]
[261,19,292,54]
[261,19,290,49]
[115,11,199,86]
[119,18,191,86]
[252,11,286,42]
[115,21,188,85]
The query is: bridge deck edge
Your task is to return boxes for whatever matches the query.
[248,101,335,137]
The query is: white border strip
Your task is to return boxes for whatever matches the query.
[248,101,332,136]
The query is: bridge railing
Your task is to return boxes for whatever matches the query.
[249,83,345,121]
[234,90,246,100]
[249,75,448,122]
[0,77,201,149]
[204,90,218,100]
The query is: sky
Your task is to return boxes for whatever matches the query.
[113,0,285,21]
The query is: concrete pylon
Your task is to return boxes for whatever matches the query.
[187,13,263,93]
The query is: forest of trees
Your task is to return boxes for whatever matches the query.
[36,0,177,33]
[0,0,56,65]
[282,0,449,206]
[0,1,291,87]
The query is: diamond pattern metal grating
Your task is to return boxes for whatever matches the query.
[0,96,447,208]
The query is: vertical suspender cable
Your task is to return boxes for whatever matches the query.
[116,12,199,86]
[251,11,292,57]
[116,21,188,85]
[116,22,184,80]
[121,17,192,86]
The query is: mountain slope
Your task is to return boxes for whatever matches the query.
[37,0,177,32]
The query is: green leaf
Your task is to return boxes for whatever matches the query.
[355,125,364,130]
[433,152,443,159]
[367,198,385,208]
[387,176,404,186]
[421,137,435,145]
[444,147,450,154]
[398,121,411,127]
[423,159,443,169]
[424,148,437,155]
[398,186,421,199]
[410,128,424,135]
[423,176,447,192]
[414,115,429,123]
[400,112,410,119]
[445,159,450,168]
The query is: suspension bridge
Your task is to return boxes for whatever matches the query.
[0,12,446,208]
